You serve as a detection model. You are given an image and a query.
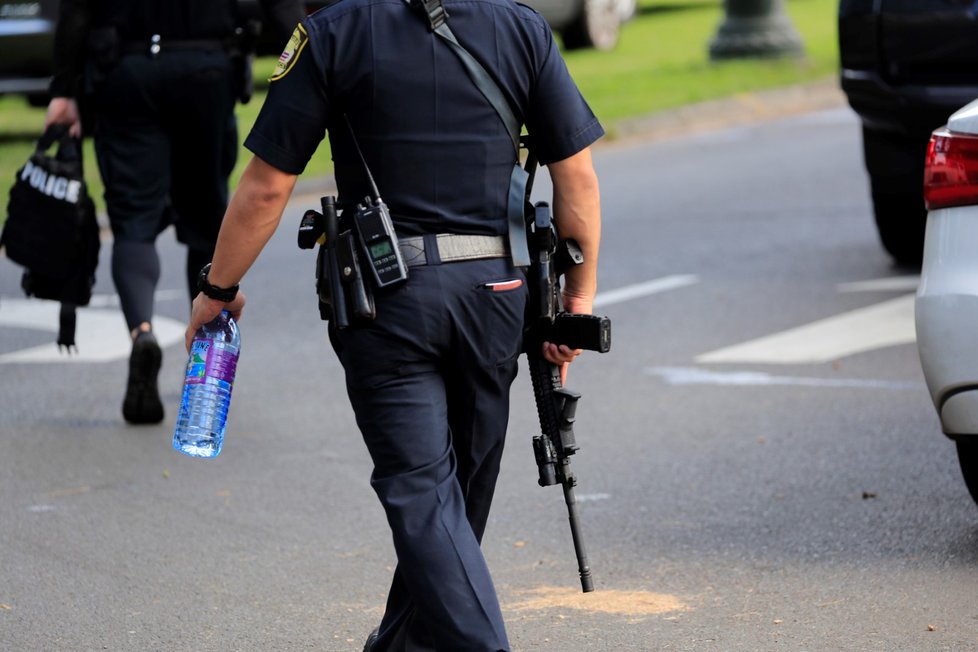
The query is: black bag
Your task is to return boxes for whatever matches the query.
[1,124,100,350]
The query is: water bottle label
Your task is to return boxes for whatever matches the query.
[186,339,237,385]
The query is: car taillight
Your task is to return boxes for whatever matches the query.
[924,128,978,210]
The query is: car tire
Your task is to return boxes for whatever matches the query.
[861,126,929,267]
[869,190,926,267]
[956,439,978,507]
[616,0,638,21]
[562,0,622,51]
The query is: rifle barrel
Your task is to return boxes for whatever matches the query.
[561,464,594,593]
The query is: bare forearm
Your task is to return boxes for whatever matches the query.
[550,148,601,306]
[207,156,297,288]
[540,148,601,372]
[184,156,296,349]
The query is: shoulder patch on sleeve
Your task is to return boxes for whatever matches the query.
[269,23,310,82]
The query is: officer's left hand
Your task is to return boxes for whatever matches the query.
[542,290,592,382]
[44,97,82,138]
[185,291,246,353]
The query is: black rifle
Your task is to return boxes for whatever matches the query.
[522,143,610,594]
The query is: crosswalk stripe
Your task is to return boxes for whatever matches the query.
[836,276,920,293]
[593,274,698,308]
[0,298,184,364]
[647,366,924,390]
[695,294,916,364]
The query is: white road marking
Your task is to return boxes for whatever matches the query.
[576,493,612,503]
[647,366,923,390]
[695,294,916,364]
[0,297,185,364]
[837,276,920,293]
[26,505,56,513]
[593,275,699,308]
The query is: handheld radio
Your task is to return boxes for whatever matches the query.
[353,196,408,288]
[345,114,409,289]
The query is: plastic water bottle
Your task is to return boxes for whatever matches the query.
[173,311,240,458]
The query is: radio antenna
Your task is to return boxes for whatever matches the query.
[344,114,382,200]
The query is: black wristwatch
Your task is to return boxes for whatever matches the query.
[197,263,239,302]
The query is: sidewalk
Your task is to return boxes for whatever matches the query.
[612,76,847,143]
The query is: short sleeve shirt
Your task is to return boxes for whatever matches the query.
[244,0,604,236]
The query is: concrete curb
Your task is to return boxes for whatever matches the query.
[611,76,847,144]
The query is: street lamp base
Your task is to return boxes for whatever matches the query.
[709,13,804,60]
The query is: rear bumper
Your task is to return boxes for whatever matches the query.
[916,205,978,436]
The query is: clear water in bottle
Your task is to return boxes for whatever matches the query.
[173,311,240,458]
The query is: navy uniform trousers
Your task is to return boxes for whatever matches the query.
[329,256,527,652]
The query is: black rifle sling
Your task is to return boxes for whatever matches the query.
[415,0,531,267]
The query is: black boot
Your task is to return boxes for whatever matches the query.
[362,628,379,652]
[122,330,164,424]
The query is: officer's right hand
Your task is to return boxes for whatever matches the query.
[185,291,247,353]
[44,97,82,138]
[560,291,593,320]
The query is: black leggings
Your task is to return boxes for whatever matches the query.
[112,240,212,331]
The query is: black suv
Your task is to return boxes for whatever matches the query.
[838,0,978,265]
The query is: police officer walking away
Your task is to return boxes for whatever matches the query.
[186,0,603,649]
[44,0,304,424]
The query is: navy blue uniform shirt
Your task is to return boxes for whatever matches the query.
[245,0,603,237]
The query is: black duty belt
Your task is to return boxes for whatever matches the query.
[123,35,226,56]
[399,234,508,267]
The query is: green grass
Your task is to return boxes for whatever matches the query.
[0,0,838,220]
[574,0,838,126]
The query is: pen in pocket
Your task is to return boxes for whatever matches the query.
[481,279,523,292]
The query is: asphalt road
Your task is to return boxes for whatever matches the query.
[2,105,977,651]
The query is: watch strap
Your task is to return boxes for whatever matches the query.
[197,263,239,302]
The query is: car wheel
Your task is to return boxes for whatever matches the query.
[869,191,926,267]
[562,0,622,51]
[616,0,637,20]
[861,126,929,267]
[956,439,978,507]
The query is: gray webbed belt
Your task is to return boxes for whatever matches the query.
[399,234,508,267]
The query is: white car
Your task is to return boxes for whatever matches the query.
[522,0,637,51]
[915,98,978,505]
